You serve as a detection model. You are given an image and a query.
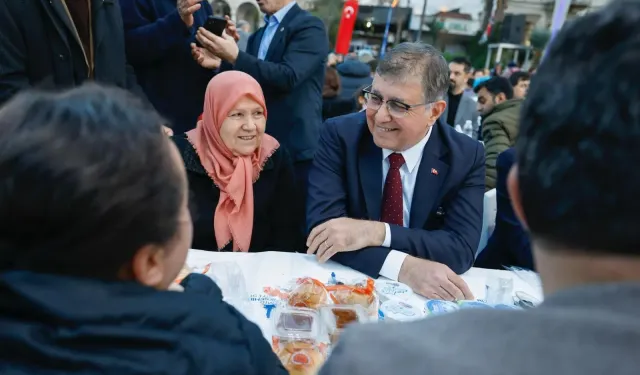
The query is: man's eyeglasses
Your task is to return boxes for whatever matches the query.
[362,86,430,118]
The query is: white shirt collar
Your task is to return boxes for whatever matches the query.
[382,126,433,174]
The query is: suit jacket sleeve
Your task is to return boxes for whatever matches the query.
[0,1,30,106]
[120,1,195,66]
[307,119,393,278]
[385,142,485,274]
[232,17,328,93]
[264,148,305,252]
[482,118,511,191]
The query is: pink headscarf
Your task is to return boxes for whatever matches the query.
[186,71,279,252]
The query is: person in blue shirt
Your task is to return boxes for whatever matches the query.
[121,0,216,134]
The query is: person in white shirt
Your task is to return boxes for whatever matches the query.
[306,42,485,299]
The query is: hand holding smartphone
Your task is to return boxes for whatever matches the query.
[196,15,227,47]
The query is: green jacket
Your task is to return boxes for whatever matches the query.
[481,99,523,191]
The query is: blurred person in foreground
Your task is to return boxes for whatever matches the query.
[0,84,288,375]
[443,56,480,136]
[172,71,303,252]
[509,71,531,99]
[121,0,216,134]
[475,77,522,191]
[191,0,329,196]
[321,2,640,373]
[307,43,483,299]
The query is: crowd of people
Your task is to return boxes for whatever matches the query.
[0,0,639,373]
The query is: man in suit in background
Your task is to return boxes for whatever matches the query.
[307,43,484,300]
[443,56,480,137]
[192,0,328,194]
[475,148,533,270]
[320,3,640,374]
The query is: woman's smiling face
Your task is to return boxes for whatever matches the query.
[219,96,266,156]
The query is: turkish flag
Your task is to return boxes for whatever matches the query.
[335,0,359,55]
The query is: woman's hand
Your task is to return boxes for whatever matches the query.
[190,43,222,70]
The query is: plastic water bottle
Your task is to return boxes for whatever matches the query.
[463,120,473,138]
[454,124,463,133]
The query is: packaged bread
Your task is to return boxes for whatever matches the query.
[271,307,326,375]
[326,277,378,318]
[288,278,333,310]
[275,341,325,375]
[319,305,366,344]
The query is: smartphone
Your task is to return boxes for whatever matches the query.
[204,15,227,37]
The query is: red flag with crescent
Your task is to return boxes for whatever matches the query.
[335,0,359,55]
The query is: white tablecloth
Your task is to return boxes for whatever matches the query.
[185,249,542,340]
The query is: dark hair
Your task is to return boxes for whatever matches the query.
[467,78,475,88]
[516,0,640,255]
[376,42,449,102]
[509,71,530,86]
[474,76,514,99]
[323,66,341,98]
[0,84,184,278]
[450,56,472,73]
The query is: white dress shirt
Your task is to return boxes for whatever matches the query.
[379,128,433,281]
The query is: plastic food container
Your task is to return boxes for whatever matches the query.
[272,307,320,341]
[375,280,412,302]
[319,305,366,344]
[379,300,425,322]
[271,307,326,375]
[425,299,460,316]
[327,278,378,319]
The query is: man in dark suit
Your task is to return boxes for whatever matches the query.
[191,0,328,191]
[0,0,148,106]
[475,148,534,270]
[306,43,484,300]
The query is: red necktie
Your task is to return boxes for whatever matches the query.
[381,153,405,226]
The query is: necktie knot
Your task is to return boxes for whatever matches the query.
[387,153,405,170]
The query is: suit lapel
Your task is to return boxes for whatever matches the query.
[41,0,74,49]
[410,122,449,228]
[265,4,301,61]
[454,95,468,126]
[251,26,266,56]
[359,130,383,221]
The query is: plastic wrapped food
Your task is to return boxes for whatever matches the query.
[326,277,378,318]
[375,280,412,302]
[379,300,425,322]
[319,305,365,344]
[272,307,326,375]
[275,341,325,375]
[288,278,333,310]
[425,299,460,316]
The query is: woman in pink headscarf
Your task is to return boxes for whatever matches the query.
[172,71,304,252]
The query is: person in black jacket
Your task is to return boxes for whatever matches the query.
[173,71,304,252]
[0,0,146,106]
[0,84,288,375]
